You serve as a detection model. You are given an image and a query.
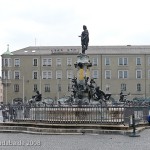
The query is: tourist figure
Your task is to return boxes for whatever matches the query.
[2,105,7,122]
[119,91,124,102]
[8,103,14,121]
[79,25,89,54]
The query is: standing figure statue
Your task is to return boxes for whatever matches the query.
[79,25,89,54]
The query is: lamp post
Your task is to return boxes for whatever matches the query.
[57,78,61,101]
[23,76,24,104]
[5,78,7,104]
[39,75,41,94]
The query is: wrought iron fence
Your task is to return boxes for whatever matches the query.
[5,104,149,125]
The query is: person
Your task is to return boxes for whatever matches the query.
[119,91,124,102]
[2,105,7,122]
[79,25,89,54]
[8,103,13,121]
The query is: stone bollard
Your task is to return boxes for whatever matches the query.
[129,114,140,137]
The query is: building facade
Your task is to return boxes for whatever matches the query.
[2,45,150,104]
[0,77,3,103]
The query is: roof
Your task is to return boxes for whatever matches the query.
[11,46,80,55]
[8,45,150,55]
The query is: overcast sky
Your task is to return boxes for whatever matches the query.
[1,0,150,54]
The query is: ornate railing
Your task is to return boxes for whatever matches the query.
[5,105,148,125]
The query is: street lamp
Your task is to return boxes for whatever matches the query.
[5,78,7,104]
[57,78,61,101]
[23,76,24,104]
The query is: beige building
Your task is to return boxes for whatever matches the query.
[0,77,3,103]
[1,45,150,104]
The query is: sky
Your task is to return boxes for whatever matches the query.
[1,0,150,54]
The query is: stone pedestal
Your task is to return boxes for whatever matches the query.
[73,54,92,104]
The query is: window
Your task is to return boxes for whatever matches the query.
[2,70,11,79]
[33,58,38,66]
[33,84,38,92]
[136,70,142,79]
[136,57,141,65]
[32,71,38,79]
[14,58,20,67]
[148,57,150,65]
[47,71,52,79]
[58,84,61,92]
[42,72,47,79]
[67,70,73,79]
[105,57,110,66]
[14,71,20,79]
[56,58,62,66]
[47,58,52,66]
[121,83,126,91]
[42,71,52,79]
[92,57,98,66]
[137,83,141,91]
[43,59,47,66]
[148,70,150,78]
[118,70,128,79]
[42,58,52,66]
[67,58,72,66]
[14,84,19,92]
[4,59,8,67]
[105,85,110,92]
[105,70,111,79]
[56,70,62,79]
[2,58,11,67]
[92,70,99,79]
[45,84,50,92]
[118,57,128,66]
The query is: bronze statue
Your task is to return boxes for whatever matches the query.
[79,25,89,54]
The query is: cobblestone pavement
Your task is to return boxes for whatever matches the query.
[0,129,149,150]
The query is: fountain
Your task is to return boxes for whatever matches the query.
[67,25,111,106]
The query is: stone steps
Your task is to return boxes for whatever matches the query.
[0,122,147,135]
